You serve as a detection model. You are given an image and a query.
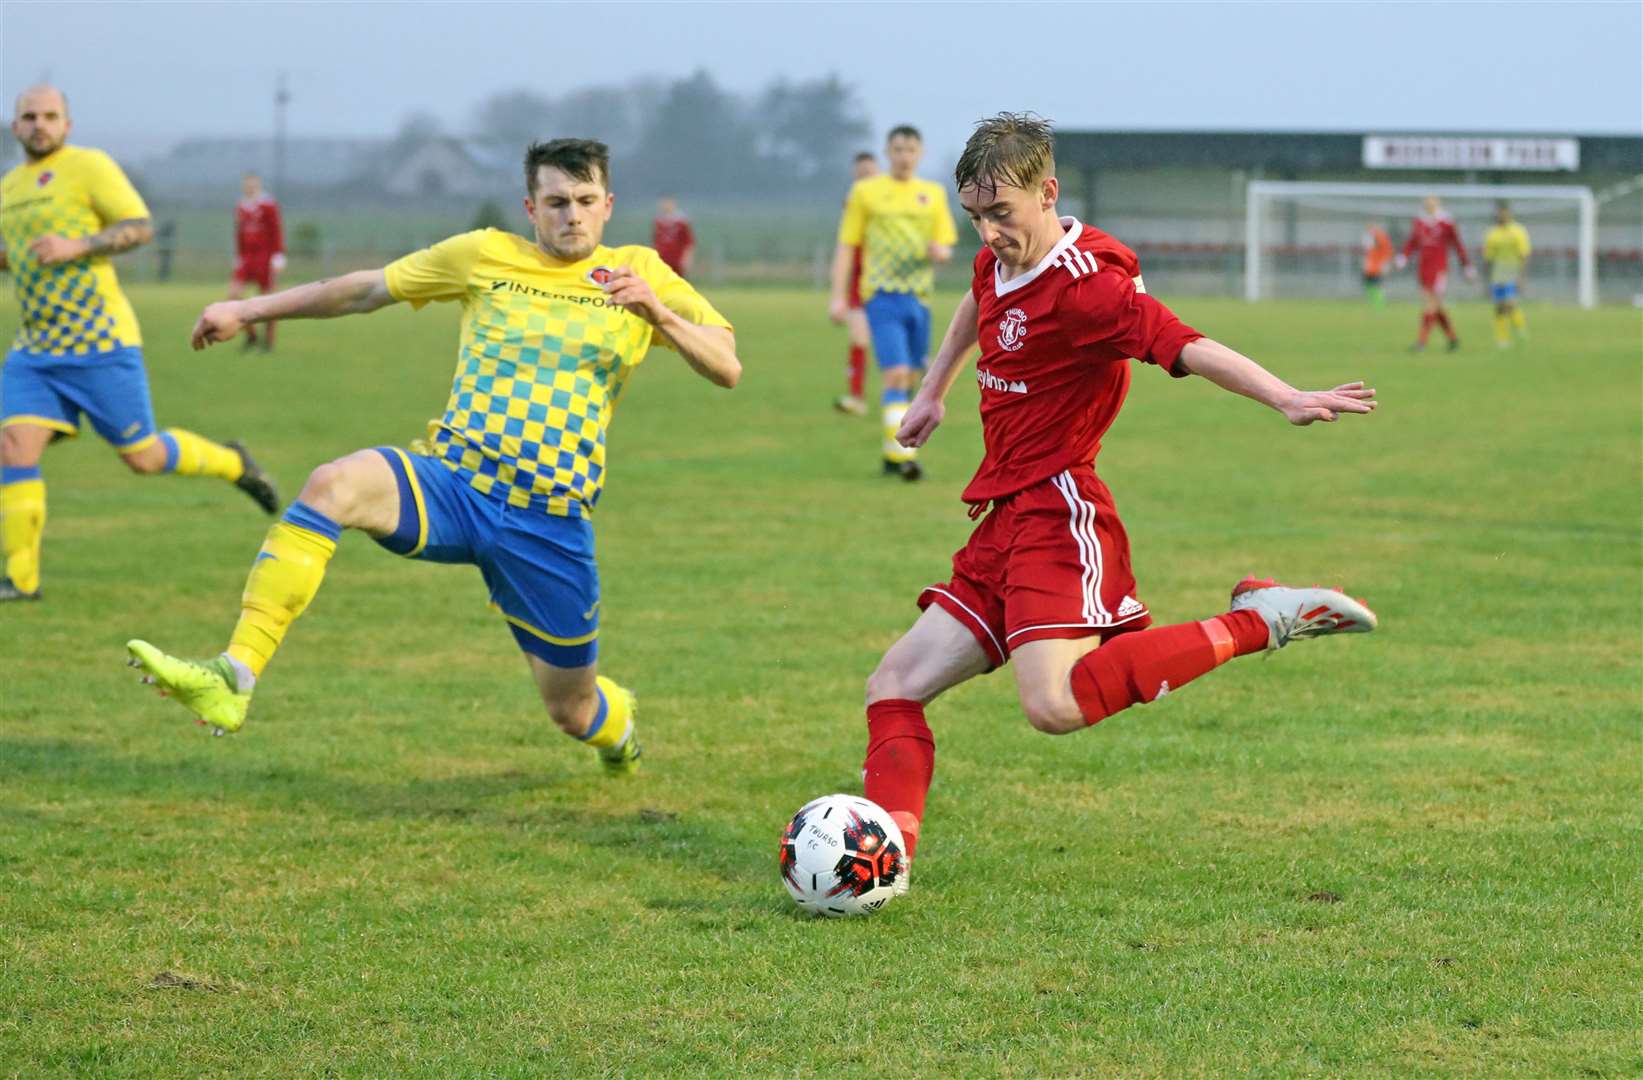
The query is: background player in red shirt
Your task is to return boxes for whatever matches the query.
[858,114,1379,886]
[228,172,285,351]
[833,151,878,416]
[652,195,694,279]
[1394,195,1473,353]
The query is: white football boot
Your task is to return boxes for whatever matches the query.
[1228,576,1378,650]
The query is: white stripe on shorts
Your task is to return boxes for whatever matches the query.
[923,586,1005,660]
[1051,471,1109,623]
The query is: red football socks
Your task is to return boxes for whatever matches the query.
[847,344,866,398]
[1417,312,1434,345]
[862,698,934,857]
[1434,310,1455,341]
[1068,610,1268,725]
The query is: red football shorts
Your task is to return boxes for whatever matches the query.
[232,255,276,291]
[1418,265,1448,295]
[918,467,1152,668]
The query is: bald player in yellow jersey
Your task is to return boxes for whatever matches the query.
[0,85,279,601]
[126,139,741,773]
[828,125,957,481]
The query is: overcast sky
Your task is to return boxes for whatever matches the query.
[5,1,1640,163]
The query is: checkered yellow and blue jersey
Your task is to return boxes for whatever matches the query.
[0,145,149,356]
[1483,222,1531,285]
[384,228,732,519]
[838,174,957,299]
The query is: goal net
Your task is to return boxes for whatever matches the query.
[1244,181,1597,308]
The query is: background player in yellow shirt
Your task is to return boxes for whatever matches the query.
[828,125,956,481]
[1483,201,1532,348]
[0,85,279,601]
[126,139,741,774]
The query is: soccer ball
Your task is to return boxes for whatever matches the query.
[778,793,906,916]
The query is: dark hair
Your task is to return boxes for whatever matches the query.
[887,124,922,143]
[954,112,1055,194]
[853,150,876,164]
[524,138,610,196]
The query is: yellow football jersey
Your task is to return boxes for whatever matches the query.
[385,228,732,518]
[1483,222,1532,284]
[837,174,958,298]
[0,145,149,356]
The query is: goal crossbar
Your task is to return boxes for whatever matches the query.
[1244,180,1597,308]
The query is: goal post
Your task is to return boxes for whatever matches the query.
[1244,180,1597,308]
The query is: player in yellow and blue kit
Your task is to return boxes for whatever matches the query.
[0,85,279,601]
[1483,201,1532,349]
[125,139,741,775]
[829,125,957,481]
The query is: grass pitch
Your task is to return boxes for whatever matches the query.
[1,286,1639,1078]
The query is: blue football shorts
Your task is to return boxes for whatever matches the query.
[371,447,599,668]
[1491,282,1519,303]
[0,345,158,450]
[863,291,932,371]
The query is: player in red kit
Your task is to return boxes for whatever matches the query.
[652,195,694,278]
[228,172,285,352]
[834,151,879,416]
[1395,195,1474,353]
[857,115,1379,892]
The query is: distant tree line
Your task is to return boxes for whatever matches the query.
[400,69,873,201]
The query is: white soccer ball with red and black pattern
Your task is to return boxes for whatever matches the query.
[778,793,906,916]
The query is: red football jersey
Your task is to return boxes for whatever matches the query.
[235,195,284,259]
[962,218,1203,505]
[652,214,694,274]
[1400,213,1468,274]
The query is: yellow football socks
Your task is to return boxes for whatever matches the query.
[0,477,45,594]
[882,401,914,464]
[579,676,634,749]
[226,503,340,677]
[1494,313,1511,346]
[165,428,244,481]
[1511,308,1527,335]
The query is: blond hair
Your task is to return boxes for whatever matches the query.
[954,113,1054,193]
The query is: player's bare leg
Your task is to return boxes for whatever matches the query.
[127,449,394,732]
[0,421,53,600]
[863,604,992,877]
[1494,296,1526,349]
[834,307,870,416]
[113,422,280,514]
[1011,578,1377,738]
[1411,286,1458,354]
[528,655,640,774]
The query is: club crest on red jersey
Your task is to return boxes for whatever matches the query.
[586,266,616,286]
[36,171,53,188]
[998,307,1028,352]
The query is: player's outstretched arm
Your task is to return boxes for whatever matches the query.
[1176,338,1376,426]
[191,269,396,350]
[898,290,980,448]
[600,268,740,389]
